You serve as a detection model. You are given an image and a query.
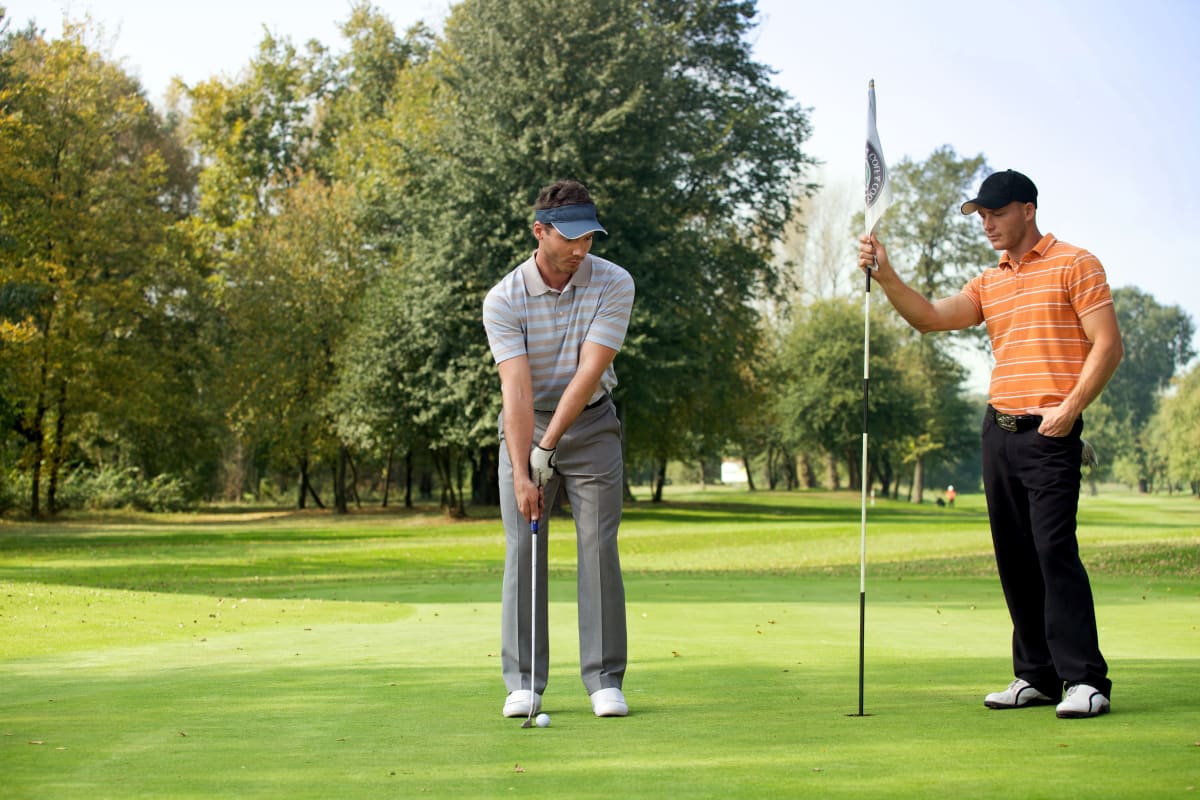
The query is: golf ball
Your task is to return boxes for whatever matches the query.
[535,713,551,728]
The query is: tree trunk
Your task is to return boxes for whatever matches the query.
[798,451,814,490]
[622,476,636,502]
[742,453,756,491]
[433,449,464,517]
[306,480,325,509]
[825,450,840,490]
[473,445,500,506]
[298,455,325,509]
[382,445,394,507]
[766,445,779,490]
[28,416,45,517]
[348,450,362,508]
[653,457,666,502]
[405,450,414,508]
[877,455,893,498]
[297,456,309,509]
[454,451,466,517]
[912,456,926,504]
[334,445,349,514]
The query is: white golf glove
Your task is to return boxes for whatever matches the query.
[530,445,557,487]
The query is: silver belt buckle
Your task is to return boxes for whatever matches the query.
[995,412,1019,432]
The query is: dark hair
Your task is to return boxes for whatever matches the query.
[534,180,593,211]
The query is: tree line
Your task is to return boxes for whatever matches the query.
[2,1,1196,518]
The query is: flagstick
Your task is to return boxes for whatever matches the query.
[858,78,889,718]
[858,256,871,718]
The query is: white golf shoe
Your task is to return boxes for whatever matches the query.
[984,678,1055,709]
[502,690,542,718]
[1055,684,1110,718]
[590,687,628,717]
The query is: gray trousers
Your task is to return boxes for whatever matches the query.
[499,398,627,697]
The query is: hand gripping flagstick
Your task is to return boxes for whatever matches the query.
[858,79,893,717]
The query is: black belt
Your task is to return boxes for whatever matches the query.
[987,405,1041,433]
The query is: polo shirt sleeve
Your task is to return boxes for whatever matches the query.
[584,267,635,352]
[482,284,527,365]
[1068,250,1114,318]
[961,274,984,317]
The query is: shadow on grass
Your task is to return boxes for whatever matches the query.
[621,498,991,528]
[1,494,1196,605]
[3,542,1197,607]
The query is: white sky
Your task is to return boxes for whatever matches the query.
[7,0,1200,377]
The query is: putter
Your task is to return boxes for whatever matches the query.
[521,515,539,728]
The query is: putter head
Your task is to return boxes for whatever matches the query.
[521,717,533,728]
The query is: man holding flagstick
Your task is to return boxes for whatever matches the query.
[858,168,1123,718]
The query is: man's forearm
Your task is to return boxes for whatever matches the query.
[538,342,618,449]
[1060,339,1123,420]
[538,378,598,450]
[1060,305,1124,419]
[875,274,945,334]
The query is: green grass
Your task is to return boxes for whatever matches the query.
[2,488,1198,798]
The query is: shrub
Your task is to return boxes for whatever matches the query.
[58,466,190,512]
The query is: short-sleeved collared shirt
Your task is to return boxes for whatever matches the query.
[962,233,1113,414]
[483,253,635,412]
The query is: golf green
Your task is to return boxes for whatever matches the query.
[1,488,1197,798]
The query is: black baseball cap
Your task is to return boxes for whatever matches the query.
[960,170,1038,215]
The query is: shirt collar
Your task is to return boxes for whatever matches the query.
[999,232,1057,271]
[520,253,594,295]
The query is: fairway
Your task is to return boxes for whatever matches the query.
[2,488,1198,798]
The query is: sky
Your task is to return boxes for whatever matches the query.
[7,0,1200,378]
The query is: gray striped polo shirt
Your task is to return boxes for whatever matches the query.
[483,253,635,412]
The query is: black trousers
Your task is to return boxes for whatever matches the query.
[981,410,1111,699]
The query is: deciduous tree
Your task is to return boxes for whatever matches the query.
[0,23,198,514]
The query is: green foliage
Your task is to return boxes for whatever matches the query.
[1146,362,1200,493]
[1089,286,1196,489]
[875,146,994,304]
[0,22,202,514]
[774,298,924,490]
[56,465,189,512]
[1103,286,1195,430]
[332,0,815,506]
[183,31,326,226]
[6,6,1193,515]
[867,147,992,497]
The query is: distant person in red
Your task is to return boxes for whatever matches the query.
[945,485,956,507]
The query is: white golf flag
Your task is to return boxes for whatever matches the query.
[864,79,892,236]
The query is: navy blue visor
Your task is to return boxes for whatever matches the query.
[534,203,607,240]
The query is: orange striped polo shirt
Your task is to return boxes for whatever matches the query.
[962,233,1113,414]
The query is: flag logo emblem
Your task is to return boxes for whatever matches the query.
[865,142,887,208]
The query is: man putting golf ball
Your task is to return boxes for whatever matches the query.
[484,180,635,721]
